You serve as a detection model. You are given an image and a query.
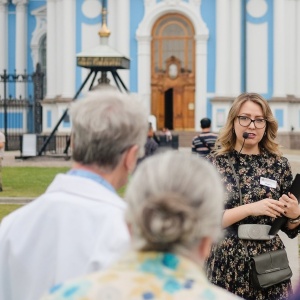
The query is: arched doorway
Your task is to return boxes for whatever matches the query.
[151,13,195,130]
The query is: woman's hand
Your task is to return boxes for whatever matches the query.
[279,193,300,219]
[248,199,285,218]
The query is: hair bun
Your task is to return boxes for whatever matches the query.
[138,193,195,249]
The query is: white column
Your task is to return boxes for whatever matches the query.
[215,0,230,96]
[0,0,8,99]
[46,0,56,99]
[137,36,151,114]
[55,0,63,96]
[195,37,208,131]
[13,0,27,99]
[115,0,130,88]
[108,0,117,48]
[296,1,300,97]
[61,0,75,99]
[230,0,241,96]
[273,0,286,97]
[285,0,296,96]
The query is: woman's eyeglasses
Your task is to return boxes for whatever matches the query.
[237,116,267,129]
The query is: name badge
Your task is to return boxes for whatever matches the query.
[260,177,277,189]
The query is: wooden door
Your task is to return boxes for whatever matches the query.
[151,13,195,130]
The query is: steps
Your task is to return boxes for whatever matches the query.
[171,130,201,148]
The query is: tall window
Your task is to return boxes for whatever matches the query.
[152,14,195,74]
[39,35,47,95]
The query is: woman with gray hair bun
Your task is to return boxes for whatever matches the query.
[41,152,241,300]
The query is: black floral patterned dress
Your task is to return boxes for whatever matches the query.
[205,149,299,300]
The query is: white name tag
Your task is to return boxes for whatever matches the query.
[260,177,277,188]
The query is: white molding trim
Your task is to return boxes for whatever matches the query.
[136,0,209,129]
[30,5,46,69]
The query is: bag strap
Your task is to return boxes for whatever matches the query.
[227,153,251,259]
[199,136,211,151]
[227,153,243,206]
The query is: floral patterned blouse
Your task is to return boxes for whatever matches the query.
[41,251,242,300]
[205,149,299,300]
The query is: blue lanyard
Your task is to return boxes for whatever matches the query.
[67,169,116,194]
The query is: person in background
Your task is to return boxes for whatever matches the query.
[137,123,159,165]
[0,131,5,191]
[205,92,299,299]
[191,118,218,157]
[0,90,148,300]
[149,122,160,145]
[41,151,242,300]
[163,127,172,142]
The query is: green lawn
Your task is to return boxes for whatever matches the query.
[1,167,70,197]
[0,204,22,221]
[0,167,70,221]
[0,166,127,221]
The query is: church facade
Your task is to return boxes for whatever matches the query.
[1,0,300,147]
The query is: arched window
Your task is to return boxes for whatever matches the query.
[39,35,47,95]
[152,13,195,74]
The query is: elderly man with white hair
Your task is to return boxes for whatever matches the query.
[0,90,148,300]
[41,152,242,300]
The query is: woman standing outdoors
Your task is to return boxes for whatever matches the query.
[206,93,300,299]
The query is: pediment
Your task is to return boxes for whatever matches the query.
[31,5,46,17]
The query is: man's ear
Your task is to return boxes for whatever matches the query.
[197,236,212,261]
[124,145,139,173]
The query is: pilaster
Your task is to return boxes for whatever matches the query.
[61,0,75,99]
[273,0,286,97]
[0,0,8,98]
[215,0,230,96]
[46,0,56,99]
[55,0,63,96]
[115,0,129,88]
[230,0,241,96]
[12,0,28,98]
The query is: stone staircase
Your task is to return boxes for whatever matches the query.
[171,130,201,148]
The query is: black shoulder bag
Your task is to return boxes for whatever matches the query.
[227,154,292,289]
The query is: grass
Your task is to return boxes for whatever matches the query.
[0,204,22,221]
[0,166,127,221]
[1,167,70,197]
[0,166,70,221]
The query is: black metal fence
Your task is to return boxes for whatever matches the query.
[19,134,70,156]
[0,64,44,151]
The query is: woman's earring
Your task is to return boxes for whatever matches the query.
[264,132,266,136]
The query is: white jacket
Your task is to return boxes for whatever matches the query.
[0,174,130,300]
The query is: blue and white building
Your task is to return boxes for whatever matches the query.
[1,0,300,147]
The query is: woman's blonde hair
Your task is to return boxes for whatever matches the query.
[215,92,281,156]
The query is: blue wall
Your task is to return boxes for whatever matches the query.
[202,0,216,94]
[129,0,144,92]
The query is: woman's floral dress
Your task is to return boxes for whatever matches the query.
[206,149,299,300]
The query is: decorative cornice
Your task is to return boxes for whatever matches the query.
[42,97,73,104]
[12,0,28,5]
[210,96,235,103]
[270,95,300,104]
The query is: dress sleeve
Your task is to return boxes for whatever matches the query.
[280,158,300,238]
